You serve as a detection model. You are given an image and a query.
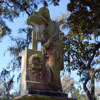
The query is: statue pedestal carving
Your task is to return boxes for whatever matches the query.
[20,49,52,96]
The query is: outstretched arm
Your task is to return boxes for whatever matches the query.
[42,23,60,55]
[44,23,60,48]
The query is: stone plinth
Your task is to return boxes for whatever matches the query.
[14,91,76,100]
[14,95,66,100]
[18,49,77,100]
[14,91,77,100]
[14,95,76,100]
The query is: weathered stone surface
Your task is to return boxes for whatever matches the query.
[27,7,64,92]
[21,49,48,96]
[21,49,63,96]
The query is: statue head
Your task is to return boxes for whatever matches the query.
[27,7,50,26]
[39,7,50,22]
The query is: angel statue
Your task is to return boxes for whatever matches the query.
[27,7,63,91]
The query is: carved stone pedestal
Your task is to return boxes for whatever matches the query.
[15,49,77,100]
[21,49,51,96]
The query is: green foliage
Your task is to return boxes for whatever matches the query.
[62,26,100,100]
[73,85,87,100]
[67,0,100,40]
[56,5,100,99]
[57,1,100,99]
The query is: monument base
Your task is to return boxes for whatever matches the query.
[14,91,76,100]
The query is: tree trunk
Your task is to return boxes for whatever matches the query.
[83,78,92,100]
[83,69,97,100]
[90,69,96,100]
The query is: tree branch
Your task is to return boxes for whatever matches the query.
[11,0,31,16]
[3,1,14,8]
[87,42,100,68]
[95,67,100,73]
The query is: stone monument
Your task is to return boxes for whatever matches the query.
[14,7,76,100]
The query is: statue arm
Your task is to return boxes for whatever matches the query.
[44,23,60,49]
[42,23,60,55]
